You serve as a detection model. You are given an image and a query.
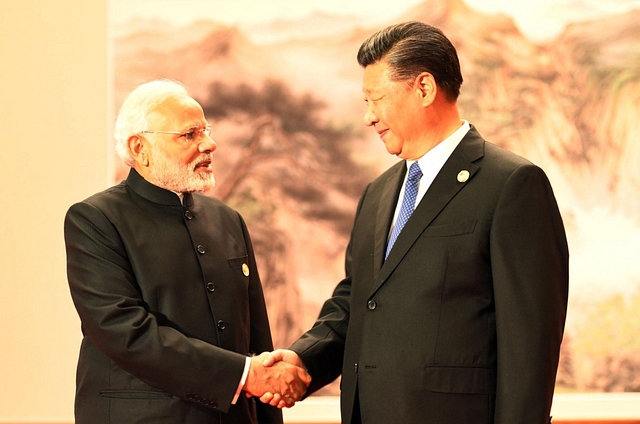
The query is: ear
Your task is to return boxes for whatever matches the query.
[128,135,150,167]
[415,72,437,107]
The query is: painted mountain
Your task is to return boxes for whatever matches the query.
[112,0,640,393]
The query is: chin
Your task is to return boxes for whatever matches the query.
[182,174,215,193]
[199,178,216,192]
[386,149,402,157]
[383,143,401,157]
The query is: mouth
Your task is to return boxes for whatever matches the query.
[377,128,389,138]
[194,159,212,171]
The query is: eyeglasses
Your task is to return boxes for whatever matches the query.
[140,124,212,143]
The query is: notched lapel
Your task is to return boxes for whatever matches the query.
[373,164,405,278]
[370,130,485,297]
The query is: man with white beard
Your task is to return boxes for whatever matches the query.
[64,79,310,424]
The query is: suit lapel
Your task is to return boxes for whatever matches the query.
[373,162,406,279]
[370,127,485,297]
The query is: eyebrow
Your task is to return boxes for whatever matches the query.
[180,123,206,132]
[363,93,383,100]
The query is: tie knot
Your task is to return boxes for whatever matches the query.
[407,162,422,182]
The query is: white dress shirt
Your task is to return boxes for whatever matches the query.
[388,120,470,238]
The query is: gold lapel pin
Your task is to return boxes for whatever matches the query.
[242,263,250,277]
[457,170,470,183]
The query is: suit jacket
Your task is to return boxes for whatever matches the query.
[291,126,569,424]
[64,168,282,424]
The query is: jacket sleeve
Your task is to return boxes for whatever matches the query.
[490,164,569,423]
[64,200,247,413]
[290,273,351,395]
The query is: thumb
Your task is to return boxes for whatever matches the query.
[262,349,286,367]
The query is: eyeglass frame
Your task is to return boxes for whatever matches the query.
[139,124,212,143]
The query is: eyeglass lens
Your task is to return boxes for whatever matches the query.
[185,126,211,143]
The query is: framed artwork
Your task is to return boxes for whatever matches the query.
[109,0,640,416]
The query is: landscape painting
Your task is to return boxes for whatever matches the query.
[110,0,640,395]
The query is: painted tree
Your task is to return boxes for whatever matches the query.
[199,80,373,349]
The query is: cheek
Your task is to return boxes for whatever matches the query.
[181,156,196,169]
[391,102,415,133]
[381,97,404,124]
[375,103,391,124]
[178,149,199,165]
[384,107,403,133]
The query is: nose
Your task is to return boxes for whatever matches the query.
[363,103,378,127]
[198,134,217,153]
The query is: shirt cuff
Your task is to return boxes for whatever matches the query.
[232,356,252,404]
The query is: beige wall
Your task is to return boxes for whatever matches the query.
[2,1,640,423]
[0,0,108,420]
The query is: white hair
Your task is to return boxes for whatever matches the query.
[114,79,190,167]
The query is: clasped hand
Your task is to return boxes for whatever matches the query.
[243,349,311,408]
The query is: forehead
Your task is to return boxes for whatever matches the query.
[362,60,395,94]
[148,94,206,128]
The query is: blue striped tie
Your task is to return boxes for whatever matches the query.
[385,162,422,259]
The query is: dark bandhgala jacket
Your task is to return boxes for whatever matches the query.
[291,126,569,424]
[64,168,282,424]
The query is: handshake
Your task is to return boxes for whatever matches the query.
[243,349,312,408]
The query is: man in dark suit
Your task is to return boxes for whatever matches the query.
[64,79,310,424]
[262,22,569,423]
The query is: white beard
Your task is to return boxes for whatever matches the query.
[148,149,215,193]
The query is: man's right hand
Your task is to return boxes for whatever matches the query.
[258,349,308,408]
[243,351,311,408]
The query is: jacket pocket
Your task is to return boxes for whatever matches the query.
[422,219,477,238]
[99,389,173,399]
[100,390,185,423]
[423,365,496,394]
[228,255,249,269]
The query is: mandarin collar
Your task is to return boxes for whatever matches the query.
[126,168,185,206]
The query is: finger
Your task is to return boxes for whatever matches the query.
[259,392,274,404]
[282,396,296,408]
[296,368,312,386]
[281,373,307,400]
[279,396,292,408]
[289,383,303,400]
[269,393,282,407]
[262,356,275,367]
[303,370,312,385]
[294,378,309,399]
[253,351,270,363]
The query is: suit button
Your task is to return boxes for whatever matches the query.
[184,210,193,219]
[367,300,377,310]
[197,245,206,254]
[206,282,216,292]
[217,320,226,330]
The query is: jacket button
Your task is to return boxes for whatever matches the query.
[217,320,226,330]
[197,245,206,254]
[184,210,193,220]
[367,300,377,310]
[206,282,216,292]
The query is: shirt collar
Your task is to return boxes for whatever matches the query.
[407,120,470,183]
